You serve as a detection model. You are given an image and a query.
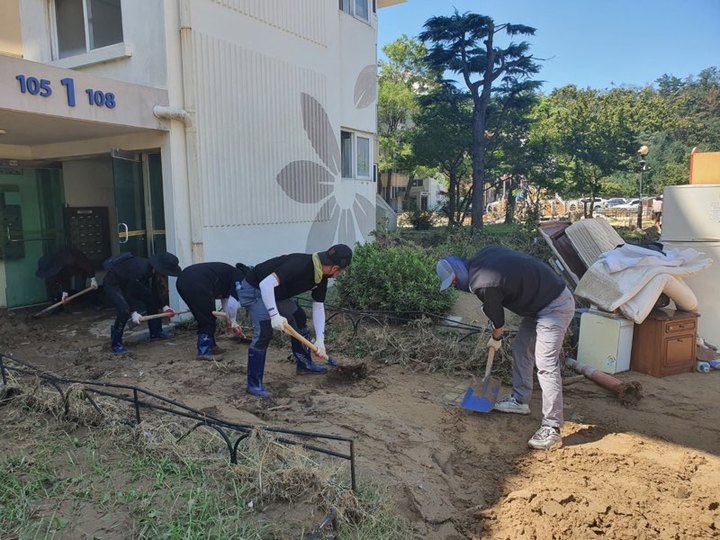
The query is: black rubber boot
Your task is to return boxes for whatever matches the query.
[148,318,170,340]
[110,325,129,354]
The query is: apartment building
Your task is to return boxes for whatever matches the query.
[0,0,404,307]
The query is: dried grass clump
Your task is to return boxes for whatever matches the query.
[232,430,348,506]
[127,417,229,463]
[327,316,516,384]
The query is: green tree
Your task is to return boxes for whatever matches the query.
[378,36,438,203]
[410,84,473,225]
[420,10,540,229]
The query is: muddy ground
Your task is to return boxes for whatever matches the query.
[1,295,719,539]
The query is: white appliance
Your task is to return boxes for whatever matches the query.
[577,310,634,374]
[662,184,720,342]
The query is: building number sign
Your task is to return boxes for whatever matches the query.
[15,74,117,109]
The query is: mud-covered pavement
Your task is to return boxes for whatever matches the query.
[1,302,719,539]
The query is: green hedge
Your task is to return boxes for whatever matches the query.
[334,241,456,313]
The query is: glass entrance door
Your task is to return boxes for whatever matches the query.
[0,166,65,307]
[111,150,166,258]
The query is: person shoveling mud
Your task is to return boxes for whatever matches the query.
[437,245,576,450]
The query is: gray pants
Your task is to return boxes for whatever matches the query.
[511,287,575,428]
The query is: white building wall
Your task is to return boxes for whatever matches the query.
[184,0,378,265]
[19,0,167,89]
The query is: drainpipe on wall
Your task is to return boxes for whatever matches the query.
[169,0,203,264]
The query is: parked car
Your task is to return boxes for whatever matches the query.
[614,199,640,209]
[606,197,628,207]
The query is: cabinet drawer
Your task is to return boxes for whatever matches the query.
[664,335,695,367]
[665,320,696,334]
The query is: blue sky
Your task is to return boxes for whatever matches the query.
[377,0,720,92]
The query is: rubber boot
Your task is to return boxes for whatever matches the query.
[209,334,226,355]
[197,333,222,361]
[247,348,271,397]
[110,325,129,354]
[292,328,327,375]
[148,318,170,340]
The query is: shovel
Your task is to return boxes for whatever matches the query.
[281,323,340,367]
[32,286,95,318]
[461,348,500,413]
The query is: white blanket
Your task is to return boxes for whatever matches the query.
[575,244,713,324]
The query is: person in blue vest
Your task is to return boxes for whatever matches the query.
[237,244,352,397]
[436,245,575,451]
[104,252,182,354]
[176,261,249,360]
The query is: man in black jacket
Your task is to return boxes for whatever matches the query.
[437,245,575,450]
[237,244,352,397]
[104,252,181,354]
[176,262,249,360]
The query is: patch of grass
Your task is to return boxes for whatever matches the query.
[0,393,410,539]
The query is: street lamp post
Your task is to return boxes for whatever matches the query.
[637,145,649,229]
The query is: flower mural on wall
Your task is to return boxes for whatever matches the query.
[277,91,375,253]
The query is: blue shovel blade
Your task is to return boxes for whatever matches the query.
[460,375,500,413]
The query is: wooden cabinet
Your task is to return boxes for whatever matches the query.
[630,309,698,377]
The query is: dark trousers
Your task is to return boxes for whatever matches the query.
[177,277,217,336]
[104,274,159,330]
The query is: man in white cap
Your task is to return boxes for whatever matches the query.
[437,245,575,450]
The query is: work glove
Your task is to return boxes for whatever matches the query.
[162,305,175,317]
[270,313,288,331]
[61,291,69,303]
[487,335,503,352]
[313,337,327,360]
[131,311,143,325]
[226,319,245,338]
[90,277,98,289]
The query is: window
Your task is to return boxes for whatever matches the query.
[356,136,370,178]
[54,0,124,59]
[339,0,369,21]
[340,130,372,179]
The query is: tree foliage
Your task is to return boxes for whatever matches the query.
[420,10,540,229]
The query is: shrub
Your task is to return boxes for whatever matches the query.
[334,241,456,313]
[407,210,435,230]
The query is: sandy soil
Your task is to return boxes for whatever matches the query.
[1,298,719,539]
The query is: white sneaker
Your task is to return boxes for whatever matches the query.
[528,426,562,450]
[494,396,530,415]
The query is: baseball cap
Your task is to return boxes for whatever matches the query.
[319,244,353,268]
[436,258,456,291]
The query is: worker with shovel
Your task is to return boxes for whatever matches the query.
[437,245,575,450]
[176,261,250,360]
[237,244,352,397]
[35,248,98,309]
[104,252,182,354]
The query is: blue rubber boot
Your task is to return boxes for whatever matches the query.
[110,325,129,354]
[148,318,170,340]
[292,328,327,375]
[197,333,217,360]
[247,348,272,397]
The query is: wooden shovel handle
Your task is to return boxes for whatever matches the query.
[281,323,328,360]
[483,347,496,379]
[33,286,94,317]
[138,309,189,322]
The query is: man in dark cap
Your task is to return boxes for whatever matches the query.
[437,245,575,450]
[35,248,98,304]
[103,252,182,354]
[176,261,249,361]
[237,244,353,397]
